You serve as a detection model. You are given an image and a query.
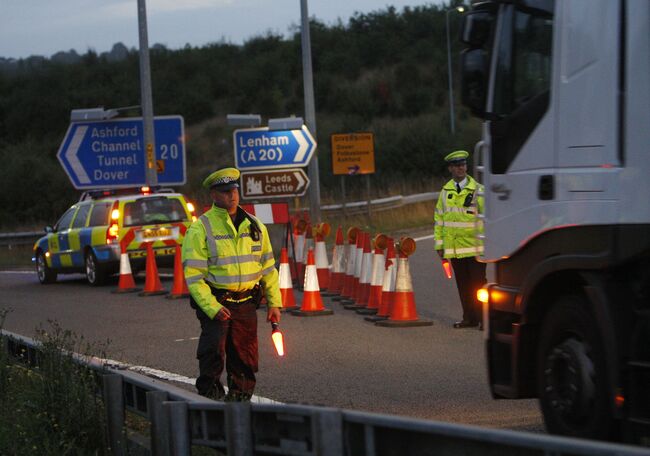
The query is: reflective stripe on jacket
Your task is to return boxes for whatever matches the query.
[181,205,281,319]
[433,176,484,259]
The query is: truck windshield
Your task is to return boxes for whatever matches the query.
[123,197,188,226]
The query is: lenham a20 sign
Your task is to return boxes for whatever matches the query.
[233,125,316,171]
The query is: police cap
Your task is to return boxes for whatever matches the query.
[444,150,469,165]
[202,167,240,191]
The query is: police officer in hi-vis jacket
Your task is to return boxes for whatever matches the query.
[434,151,487,329]
[182,167,282,400]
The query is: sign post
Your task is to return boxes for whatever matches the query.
[57,116,185,189]
[240,169,310,199]
[233,125,316,171]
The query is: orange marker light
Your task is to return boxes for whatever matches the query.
[442,259,452,279]
[477,288,489,304]
[271,322,284,357]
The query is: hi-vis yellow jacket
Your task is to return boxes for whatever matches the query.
[434,176,484,259]
[182,205,281,319]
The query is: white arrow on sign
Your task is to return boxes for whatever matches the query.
[293,169,306,192]
[292,129,309,163]
[65,126,91,184]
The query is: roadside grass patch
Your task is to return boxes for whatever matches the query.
[0,311,110,455]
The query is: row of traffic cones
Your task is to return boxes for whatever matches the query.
[281,221,431,327]
[112,242,190,299]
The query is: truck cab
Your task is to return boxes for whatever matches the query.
[459,0,650,444]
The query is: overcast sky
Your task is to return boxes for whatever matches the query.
[1,0,447,59]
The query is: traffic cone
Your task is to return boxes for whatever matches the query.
[287,221,297,282]
[294,219,307,287]
[357,234,386,315]
[365,237,396,322]
[314,223,333,295]
[341,230,364,306]
[139,243,168,296]
[112,245,140,294]
[345,232,372,310]
[166,244,190,299]
[328,226,345,297]
[338,227,359,302]
[300,223,314,290]
[376,238,432,327]
[292,249,333,316]
[279,248,297,311]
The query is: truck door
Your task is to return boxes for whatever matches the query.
[479,1,556,261]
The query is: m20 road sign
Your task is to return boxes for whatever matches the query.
[233,125,316,171]
[57,116,185,189]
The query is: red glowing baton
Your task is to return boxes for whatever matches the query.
[271,322,284,357]
[442,259,453,279]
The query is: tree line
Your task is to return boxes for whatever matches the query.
[0,1,479,229]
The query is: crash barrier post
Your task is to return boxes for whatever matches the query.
[279,247,297,311]
[291,249,333,316]
[376,237,432,327]
[328,226,346,297]
[112,244,140,294]
[167,244,190,299]
[2,329,649,456]
[139,242,168,297]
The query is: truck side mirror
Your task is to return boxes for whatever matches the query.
[460,48,489,118]
[460,7,496,48]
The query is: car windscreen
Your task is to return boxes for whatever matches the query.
[123,197,188,227]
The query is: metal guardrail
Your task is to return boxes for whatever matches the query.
[0,193,440,247]
[2,329,649,456]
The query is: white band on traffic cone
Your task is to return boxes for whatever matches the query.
[120,252,133,275]
[395,257,413,292]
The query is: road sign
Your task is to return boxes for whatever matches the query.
[240,169,310,199]
[57,116,185,189]
[331,132,375,175]
[233,125,316,171]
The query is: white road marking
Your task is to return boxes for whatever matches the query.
[414,234,434,242]
[0,270,35,274]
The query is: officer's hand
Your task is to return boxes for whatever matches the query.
[436,250,444,259]
[267,307,281,324]
[215,307,231,321]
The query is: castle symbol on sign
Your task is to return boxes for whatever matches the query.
[246,177,263,195]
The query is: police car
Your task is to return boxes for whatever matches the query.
[33,187,197,285]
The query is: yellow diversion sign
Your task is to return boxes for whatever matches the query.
[331,132,375,175]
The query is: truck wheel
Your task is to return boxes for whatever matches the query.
[85,251,107,286]
[537,295,614,439]
[36,252,57,284]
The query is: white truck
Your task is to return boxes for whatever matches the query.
[458,0,650,444]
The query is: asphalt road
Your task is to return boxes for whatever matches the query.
[0,234,544,433]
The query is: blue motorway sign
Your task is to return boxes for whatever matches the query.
[57,116,185,189]
[233,125,316,171]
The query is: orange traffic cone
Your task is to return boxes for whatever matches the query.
[338,227,359,302]
[292,249,333,316]
[314,223,332,295]
[357,234,386,315]
[294,219,306,287]
[139,243,168,296]
[345,232,372,309]
[376,238,432,327]
[112,245,140,294]
[279,248,297,311]
[166,244,190,299]
[365,237,396,322]
[328,226,345,297]
[341,230,364,306]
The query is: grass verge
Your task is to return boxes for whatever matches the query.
[0,310,110,455]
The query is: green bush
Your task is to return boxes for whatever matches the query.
[0,313,109,455]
